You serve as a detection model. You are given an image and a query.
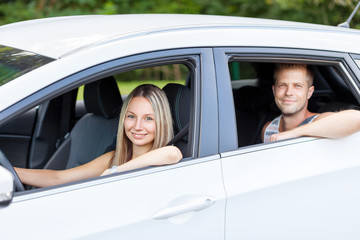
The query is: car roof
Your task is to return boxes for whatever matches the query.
[0,14,358,59]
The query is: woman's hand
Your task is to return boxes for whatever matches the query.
[104,146,182,174]
[100,168,112,176]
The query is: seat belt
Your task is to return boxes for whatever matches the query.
[56,90,77,148]
[166,123,189,146]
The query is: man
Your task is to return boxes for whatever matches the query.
[262,63,360,143]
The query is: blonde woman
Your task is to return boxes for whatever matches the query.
[15,84,182,188]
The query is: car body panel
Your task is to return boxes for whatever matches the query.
[2,158,226,239]
[0,166,13,205]
[0,14,353,59]
[222,133,360,239]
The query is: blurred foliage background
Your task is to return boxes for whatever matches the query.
[0,0,360,28]
[1,0,360,94]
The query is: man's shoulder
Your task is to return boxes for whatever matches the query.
[261,121,271,142]
[263,121,272,131]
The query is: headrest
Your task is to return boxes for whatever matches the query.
[84,76,122,119]
[234,86,273,112]
[254,62,275,89]
[163,83,191,134]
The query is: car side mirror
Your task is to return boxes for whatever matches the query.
[0,166,14,206]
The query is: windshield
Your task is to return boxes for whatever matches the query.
[0,45,54,86]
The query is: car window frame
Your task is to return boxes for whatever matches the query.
[213,47,360,155]
[6,47,218,198]
[349,53,360,83]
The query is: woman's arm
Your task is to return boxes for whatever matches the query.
[270,109,360,142]
[101,145,182,175]
[15,151,114,188]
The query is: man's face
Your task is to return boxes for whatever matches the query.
[272,67,314,116]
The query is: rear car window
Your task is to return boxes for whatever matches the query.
[0,45,54,86]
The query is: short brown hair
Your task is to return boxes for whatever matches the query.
[274,63,314,87]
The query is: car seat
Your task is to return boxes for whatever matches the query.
[234,85,277,147]
[162,83,191,157]
[43,76,122,170]
[318,101,360,113]
[27,90,77,169]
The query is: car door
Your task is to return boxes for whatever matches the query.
[214,48,360,239]
[0,92,78,170]
[2,161,226,239]
[0,108,37,168]
[0,48,227,239]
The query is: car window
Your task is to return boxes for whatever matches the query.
[68,63,191,167]
[0,45,54,86]
[0,61,193,191]
[228,60,360,148]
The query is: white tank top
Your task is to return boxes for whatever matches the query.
[263,115,318,143]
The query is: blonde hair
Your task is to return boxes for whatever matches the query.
[274,63,314,87]
[109,84,173,167]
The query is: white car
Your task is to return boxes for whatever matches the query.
[1,14,360,239]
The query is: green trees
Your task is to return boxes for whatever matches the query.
[0,0,359,28]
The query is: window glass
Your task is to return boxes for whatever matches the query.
[0,45,54,86]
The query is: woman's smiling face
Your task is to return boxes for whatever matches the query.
[124,96,156,150]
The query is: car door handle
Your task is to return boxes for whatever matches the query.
[152,196,216,220]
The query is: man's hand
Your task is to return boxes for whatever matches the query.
[270,130,299,142]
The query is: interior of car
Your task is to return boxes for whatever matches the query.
[0,63,192,188]
[230,61,360,148]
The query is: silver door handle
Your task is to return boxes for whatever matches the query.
[152,196,216,220]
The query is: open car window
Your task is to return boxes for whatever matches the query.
[228,60,360,148]
[0,60,194,192]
